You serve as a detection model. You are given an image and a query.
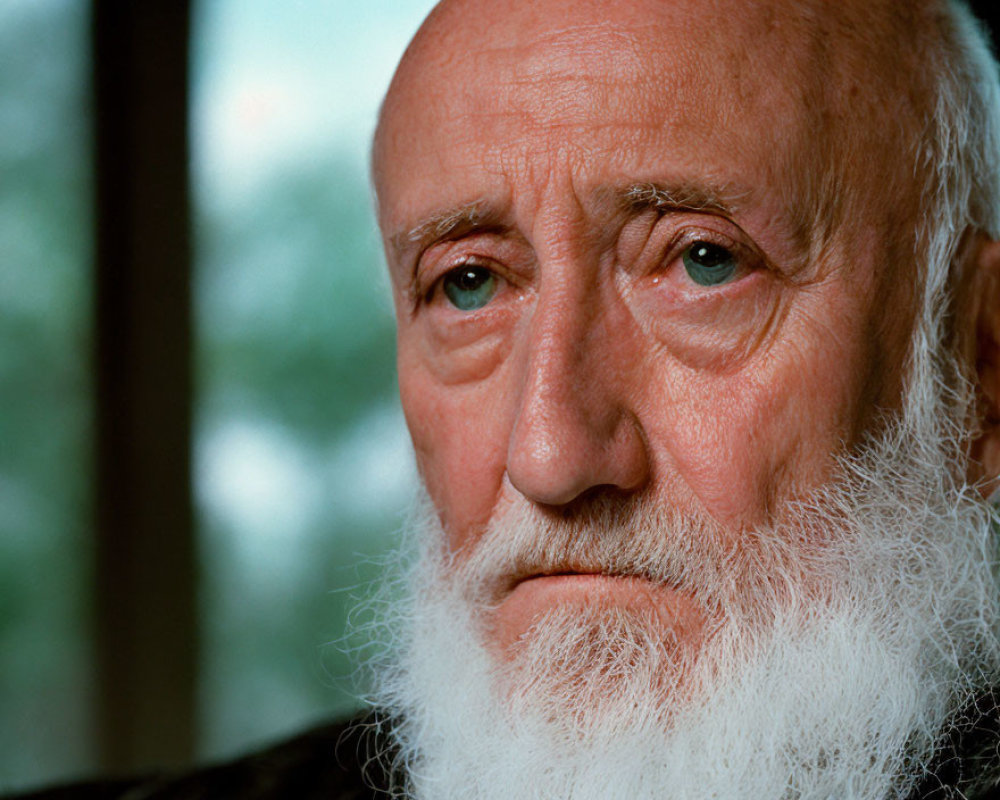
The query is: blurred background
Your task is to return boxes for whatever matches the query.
[0,0,434,791]
[8,0,999,795]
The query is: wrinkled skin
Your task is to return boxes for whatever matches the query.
[373,0,1000,651]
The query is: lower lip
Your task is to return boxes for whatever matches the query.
[505,572,678,609]
[492,573,703,650]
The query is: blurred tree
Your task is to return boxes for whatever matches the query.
[0,0,94,790]
[195,149,411,758]
[198,155,397,440]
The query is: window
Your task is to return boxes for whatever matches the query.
[0,0,434,789]
[192,0,432,759]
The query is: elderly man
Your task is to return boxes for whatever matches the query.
[14,0,1000,798]
[367,0,1000,795]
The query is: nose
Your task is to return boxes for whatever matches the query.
[506,276,650,507]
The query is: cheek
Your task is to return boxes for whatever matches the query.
[646,297,885,526]
[398,346,513,549]
[648,371,819,525]
[629,271,786,371]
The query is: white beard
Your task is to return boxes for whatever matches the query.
[366,370,1000,798]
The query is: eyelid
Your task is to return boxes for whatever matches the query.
[421,258,512,310]
[671,226,750,260]
[415,245,482,302]
[659,222,767,283]
[418,235,534,312]
[428,260,493,301]
[415,236,501,298]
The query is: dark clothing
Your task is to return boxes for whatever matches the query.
[6,715,400,800]
[10,697,1000,800]
[910,688,1000,799]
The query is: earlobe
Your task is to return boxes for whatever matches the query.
[966,237,1000,495]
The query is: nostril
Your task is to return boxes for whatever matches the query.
[506,410,650,508]
[539,484,647,518]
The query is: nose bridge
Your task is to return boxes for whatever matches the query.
[519,179,608,407]
[506,242,649,506]
[520,260,602,428]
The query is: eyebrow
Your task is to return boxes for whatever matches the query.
[389,200,505,259]
[615,181,746,217]
[387,179,750,280]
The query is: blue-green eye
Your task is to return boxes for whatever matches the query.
[441,265,498,310]
[681,241,739,286]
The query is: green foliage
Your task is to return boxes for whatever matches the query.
[197,156,398,438]
[0,0,94,790]
[195,151,408,757]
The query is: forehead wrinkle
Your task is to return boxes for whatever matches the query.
[486,27,691,136]
[379,0,935,286]
[481,25,824,255]
[498,22,649,79]
[751,1,935,254]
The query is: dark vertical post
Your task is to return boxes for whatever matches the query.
[91,0,197,772]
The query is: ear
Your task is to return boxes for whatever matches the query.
[966,237,1000,497]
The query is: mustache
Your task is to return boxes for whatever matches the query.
[453,494,744,607]
[441,490,836,625]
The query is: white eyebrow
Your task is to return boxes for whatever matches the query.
[389,200,504,258]
[620,181,747,216]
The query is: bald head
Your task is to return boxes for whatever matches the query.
[375,0,944,253]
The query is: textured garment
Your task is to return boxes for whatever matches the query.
[10,697,1000,800]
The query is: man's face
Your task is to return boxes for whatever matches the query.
[375,0,921,660]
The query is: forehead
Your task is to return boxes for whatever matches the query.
[375,0,923,253]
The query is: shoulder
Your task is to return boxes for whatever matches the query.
[5,714,400,800]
